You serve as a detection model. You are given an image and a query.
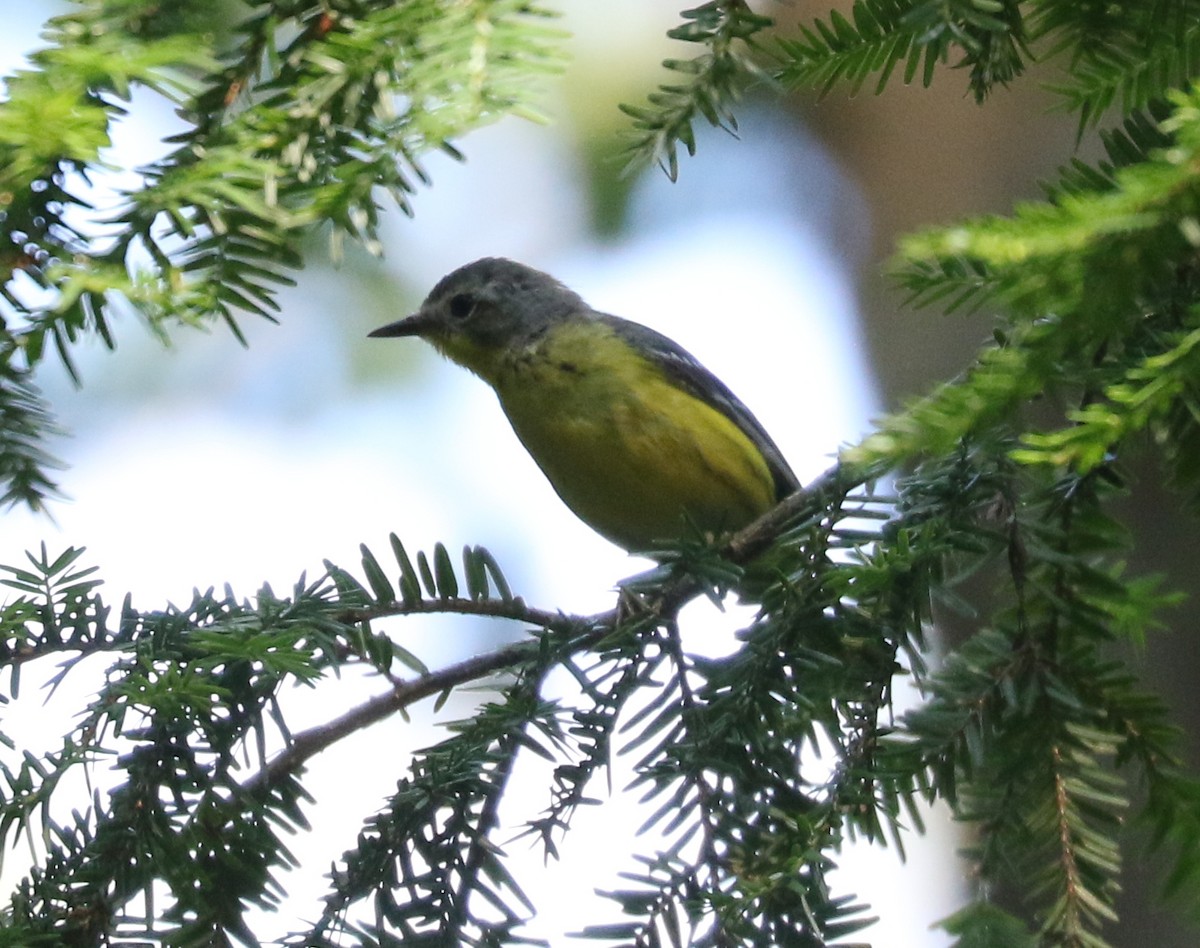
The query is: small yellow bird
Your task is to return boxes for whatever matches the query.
[370,258,798,553]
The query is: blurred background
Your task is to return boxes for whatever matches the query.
[2,1,1195,944]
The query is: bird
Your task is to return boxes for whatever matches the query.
[369,257,798,554]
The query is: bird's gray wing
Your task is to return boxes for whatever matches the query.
[600,314,800,500]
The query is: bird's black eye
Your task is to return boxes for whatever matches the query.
[448,293,475,320]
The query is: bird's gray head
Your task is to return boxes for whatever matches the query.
[369,258,587,372]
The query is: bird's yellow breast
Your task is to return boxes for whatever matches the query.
[479,320,776,552]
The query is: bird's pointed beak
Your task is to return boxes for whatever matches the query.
[368,309,437,339]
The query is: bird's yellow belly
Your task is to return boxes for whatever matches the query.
[492,333,776,552]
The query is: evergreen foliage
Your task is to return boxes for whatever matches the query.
[1,0,1199,946]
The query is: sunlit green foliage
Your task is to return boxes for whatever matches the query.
[0,0,564,508]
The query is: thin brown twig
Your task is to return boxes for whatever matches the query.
[337,594,600,631]
[242,630,584,796]
[241,464,855,797]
